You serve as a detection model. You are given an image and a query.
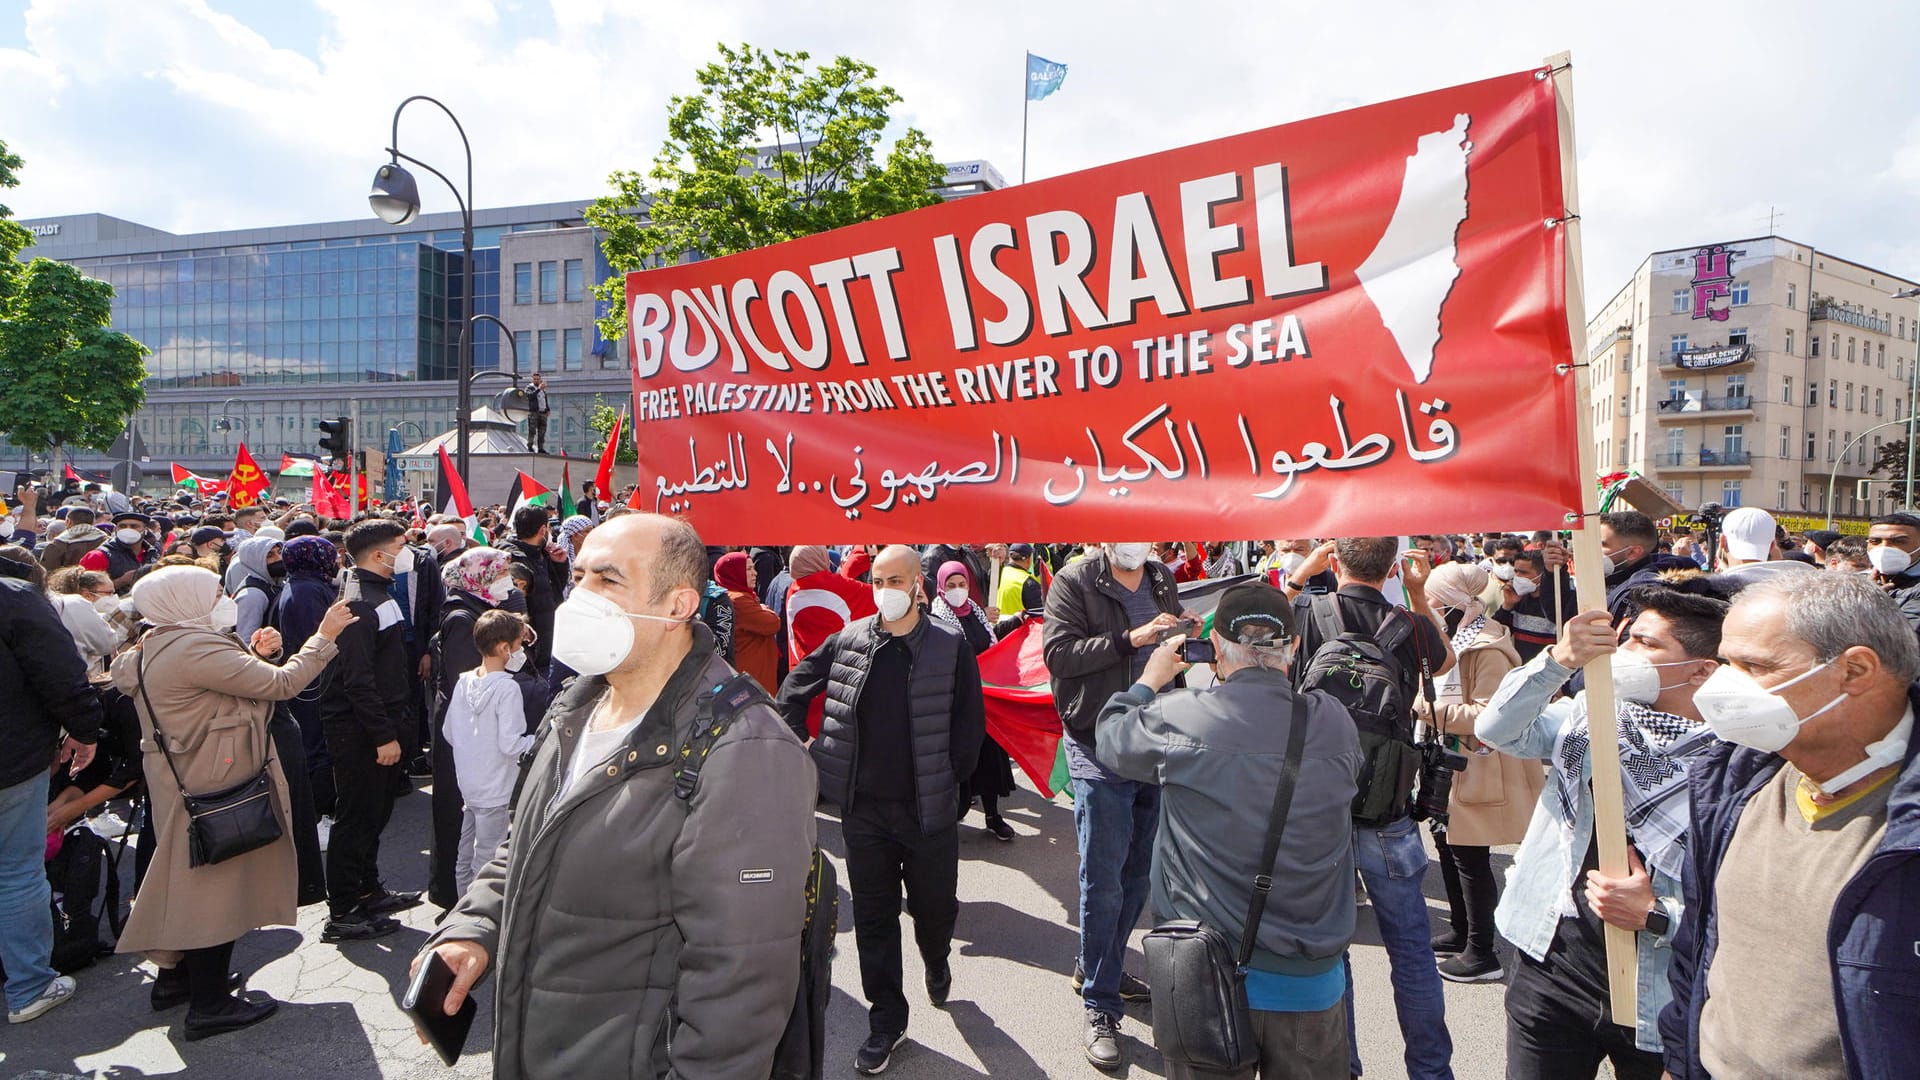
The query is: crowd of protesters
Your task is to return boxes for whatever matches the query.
[2,473,1914,1080]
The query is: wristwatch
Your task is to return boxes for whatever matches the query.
[1643,901,1671,937]
[1281,577,1305,593]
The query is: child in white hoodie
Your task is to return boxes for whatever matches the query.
[444,609,537,895]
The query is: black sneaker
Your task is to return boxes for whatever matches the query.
[1438,949,1504,983]
[321,913,400,943]
[984,815,1015,841]
[926,960,952,1007]
[1084,1010,1123,1070]
[854,1030,906,1075]
[1072,962,1151,1002]
[1431,930,1467,956]
[360,889,423,917]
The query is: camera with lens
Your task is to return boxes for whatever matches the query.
[1408,736,1469,825]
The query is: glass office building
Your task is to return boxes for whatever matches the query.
[14,200,629,479]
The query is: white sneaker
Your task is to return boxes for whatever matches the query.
[316,815,333,852]
[9,975,77,1024]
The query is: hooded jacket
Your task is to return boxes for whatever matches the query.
[38,522,107,572]
[225,536,282,641]
[422,623,816,1080]
[443,667,534,808]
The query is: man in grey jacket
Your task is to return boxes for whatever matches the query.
[1098,582,1362,1080]
[413,513,818,1080]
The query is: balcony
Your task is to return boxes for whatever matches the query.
[1810,297,1891,335]
[1660,344,1754,372]
[1656,394,1754,419]
[1652,449,1753,471]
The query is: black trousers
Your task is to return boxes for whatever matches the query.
[842,799,959,1035]
[526,413,548,453]
[1433,829,1497,954]
[325,730,399,919]
[426,697,466,910]
[268,709,327,907]
[288,695,334,816]
[1504,953,1663,1080]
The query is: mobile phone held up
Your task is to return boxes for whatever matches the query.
[1181,637,1216,664]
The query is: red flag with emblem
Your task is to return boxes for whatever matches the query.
[227,443,270,508]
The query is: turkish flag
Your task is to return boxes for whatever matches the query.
[227,443,270,508]
[311,468,350,519]
[976,618,1065,798]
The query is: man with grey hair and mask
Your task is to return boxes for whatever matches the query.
[1044,541,1191,1069]
[778,543,985,1075]
[1662,571,1920,1080]
[1096,581,1362,1080]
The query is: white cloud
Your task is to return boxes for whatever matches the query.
[4,0,1920,294]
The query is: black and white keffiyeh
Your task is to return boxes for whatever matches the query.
[1551,697,1717,882]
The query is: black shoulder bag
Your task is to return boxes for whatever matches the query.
[1142,692,1310,1071]
[135,640,283,868]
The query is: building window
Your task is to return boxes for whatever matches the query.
[1829,379,1838,407]
[1726,374,1746,399]
[513,263,532,305]
[564,259,584,303]
[1671,334,1688,356]
[1777,480,1789,509]
[1788,284,1797,309]
[1667,378,1687,401]
[1811,335,1822,358]
[1779,424,1791,458]
[1828,429,1836,461]
[538,261,558,304]
[1785,329,1795,355]
[512,331,531,370]
[1880,343,1887,368]
[1900,357,1907,381]
[1728,327,1748,347]
[1731,281,1750,305]
[1806,430,1817,459]
[1834,333,1841,357]
[1783,375,1793,403]
[1902,315,1907,338]
[563,328,583,370]
[1844,432,1852,466]
[1848,337,1857,363]
[1723,425,1744,455]
[1672,289,1688,314]
[1668,429,1687,458]
[538,329,558,371]
[1878,388,1885,416]
[1846,383,1855,411]
[1721,480,1742,508]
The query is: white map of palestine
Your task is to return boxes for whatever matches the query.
[1354,113,1473,384]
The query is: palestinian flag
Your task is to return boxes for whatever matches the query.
[278,453,317,478]
[171,463,226,497]
[435,445,486,546]
[510,471,554,516]
[559,462,577,520]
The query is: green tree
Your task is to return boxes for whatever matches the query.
[1874,437,1912,494]
[0,139,149,465]
[586,43,946,341]
[587,394,636,465]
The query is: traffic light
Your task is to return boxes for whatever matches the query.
[316,416,352,467]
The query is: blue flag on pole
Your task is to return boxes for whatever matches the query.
[1026,53,1068,101]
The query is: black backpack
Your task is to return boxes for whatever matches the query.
[46,822,127,974]
[1299,596,1428,827]
[673,673,835,1080]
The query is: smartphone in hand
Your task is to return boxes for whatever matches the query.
[401,951,477,1067]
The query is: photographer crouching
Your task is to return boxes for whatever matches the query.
[1095,582,1363,1080]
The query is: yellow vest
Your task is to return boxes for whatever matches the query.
[997,564,1035,615]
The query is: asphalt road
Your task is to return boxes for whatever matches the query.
[4,774,1549,1080]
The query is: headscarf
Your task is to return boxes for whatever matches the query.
[443,546,511,601]
[130,565,223,628]
[558,515,594,559]
[224,536,282,595]
[1426,561,1489,654]
[936,560,974,612]
[714,551,752,593]
[789,545,831,579]
[281,536,338,579]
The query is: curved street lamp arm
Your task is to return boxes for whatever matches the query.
[389,95,473,212]
[385,147,471,226]
[1827,416,1912,528]
[458,314,522,379]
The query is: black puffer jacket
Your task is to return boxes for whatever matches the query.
[1042,552,1181,743]
[776,613,985,833]
[0,577,104,787]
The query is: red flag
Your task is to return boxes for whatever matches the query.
[784,570,880,737]
[62,463,80,482]
[311,468,350,518]
[594,409,624,503]
[227,443,270,508]
[171,462,227,497]
[976,618,1064,798]
[626,483,647,510]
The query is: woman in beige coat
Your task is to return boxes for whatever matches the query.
[110,566,354,1041]
[1417,562,1546,984]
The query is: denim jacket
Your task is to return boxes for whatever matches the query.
[1475,648,1688,1053]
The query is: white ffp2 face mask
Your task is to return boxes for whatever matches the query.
[1610,650,1701,705]
[209,595,239,631]
[550,586,685,676]
[1693,661,1845,753]
[941,587,970,610]
[1109,543,1151,571]
[874,587,913,622]
[1512,576,1539,597]
[116,528,143,546]
[1869,545,1913,577]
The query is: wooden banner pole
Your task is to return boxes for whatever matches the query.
[1547,49,1639,1024]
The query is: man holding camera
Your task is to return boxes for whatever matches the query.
[1282,537,1455,1080]
[1477,586,1726,1080]
[1095,582,1362,1080]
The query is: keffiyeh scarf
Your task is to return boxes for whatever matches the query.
[1551,696,1717,883]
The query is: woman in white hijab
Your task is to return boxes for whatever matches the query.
[110,567,356,1040]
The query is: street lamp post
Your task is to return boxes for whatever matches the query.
[1896,287,1920,510]
[1827,417,1911,528]
[370,96,475,480]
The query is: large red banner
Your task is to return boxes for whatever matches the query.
[625,68,1578,543]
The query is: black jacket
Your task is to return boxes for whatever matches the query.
[1042,553,1181,742]
[776,613,985,833]
[0,578,104,787]
[506,538,568,670]
[316,568,410,747]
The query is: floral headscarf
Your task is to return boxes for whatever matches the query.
[443,546,511,601]
[281,536,339,579]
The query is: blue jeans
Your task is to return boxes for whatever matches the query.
[1344,816,1454,1079]
[0,773,57,1013]
[1073,775,1158,1017]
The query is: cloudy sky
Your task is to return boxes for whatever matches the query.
[3,0,1918,292]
